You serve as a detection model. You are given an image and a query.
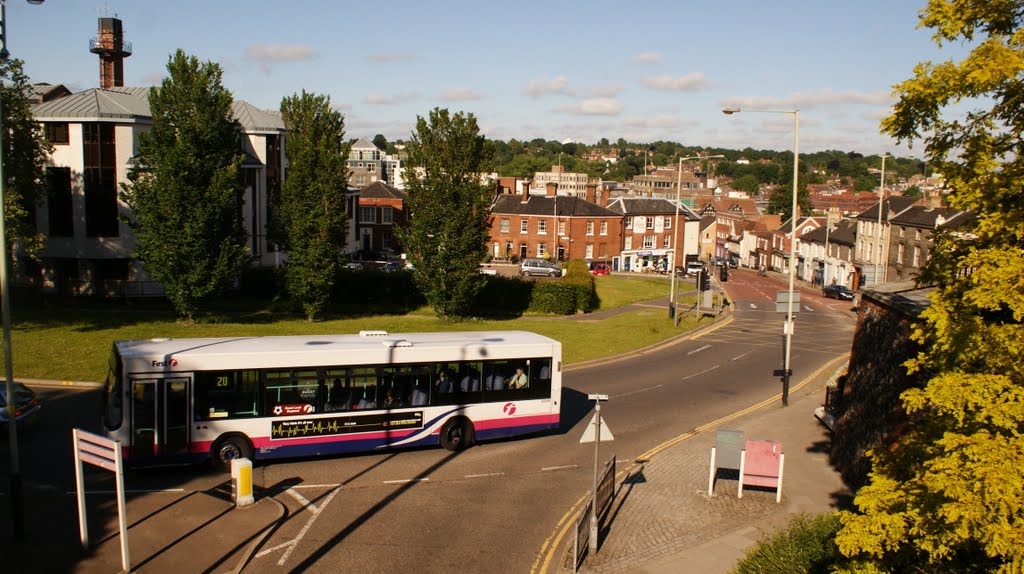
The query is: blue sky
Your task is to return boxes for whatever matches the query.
[11,1,968,155]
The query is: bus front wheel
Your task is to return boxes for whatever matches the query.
[211,433,253,472]
[440,417,475,451]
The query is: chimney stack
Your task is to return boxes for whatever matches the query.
[586,183,597,204]
[546,182,558,197]
[90,17,132,89]
[521,180,532,203]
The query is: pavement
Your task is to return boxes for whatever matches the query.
[6,270,854,574]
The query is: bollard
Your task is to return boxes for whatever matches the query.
[231,458,255,507]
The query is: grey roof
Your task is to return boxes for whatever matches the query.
[605,197,701,220]
[889,206,974,229]
[491,194,620,217]
[855,196,917,221]
[801,219,856,246]
[360,181,407,200]
[32,86,284,131]
[351,137,378,150]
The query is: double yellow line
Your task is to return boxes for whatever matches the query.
[531,352,850,574]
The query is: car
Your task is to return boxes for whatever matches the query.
[823,284,855,300]
[0,382,42,429]
[685,262,706,277]
[519,258,562,277]
[590,262,610,276]
[381,260,404,272]
[343,261,363,271]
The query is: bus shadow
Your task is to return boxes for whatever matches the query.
[558,386,593,435]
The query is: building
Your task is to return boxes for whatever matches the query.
[886,206,974,283]
[625,166,706,203]
[606,196,702,272]
[799,219,857,287]
[27,86,306,296]
[853,196,917,288]
[347,137,384,188]
[531,165,591,198]
[488,183,623,263]
[357,181,409,258]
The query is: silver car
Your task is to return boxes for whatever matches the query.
[0,382,42,429]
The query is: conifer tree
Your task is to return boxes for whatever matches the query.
[278,91,349,320]
[122,50,249,320]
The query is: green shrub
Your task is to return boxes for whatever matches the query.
[473,275,532,316]
[563,259,599,312]
[731,512,843,574]
[528,282,577,315]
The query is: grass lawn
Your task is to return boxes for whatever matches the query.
[4,274,712,383]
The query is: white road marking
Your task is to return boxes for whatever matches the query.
[278,486,341,565]
[290,483,343,489]
[612,384,663,399]
[687,344,711,355]
[541,465,579,472]
[256,539,295,558]
[465,472,505,479]
[382,478,430,485]
[681,364,720,380]
[729,351,752,362]
[804,305,814,312]
[286,488,318,514]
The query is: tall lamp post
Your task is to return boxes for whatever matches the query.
[723,107,799,406]
[875,153,889,285]
[2,0,46,539]
[669,154,723,326]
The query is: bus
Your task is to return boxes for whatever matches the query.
[101,330,562,470]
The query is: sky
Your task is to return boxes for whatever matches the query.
[10,1,971,156]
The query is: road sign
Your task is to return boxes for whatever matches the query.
[775,290,800,313]
[579,413,614,443]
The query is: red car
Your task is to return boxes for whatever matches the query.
[591,263,610,276]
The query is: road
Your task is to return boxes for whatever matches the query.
[0,269,856,573]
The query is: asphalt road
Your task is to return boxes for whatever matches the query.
[0,268,856,573]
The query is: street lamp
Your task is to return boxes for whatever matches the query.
[1,0,46,539]
[669,153,723,326]
[875,154,890,285]
[723,107,799,406]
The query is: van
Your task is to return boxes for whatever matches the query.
[519,258,562,277]
[686,262,705,277]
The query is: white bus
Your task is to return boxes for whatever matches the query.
[101,330,562,470]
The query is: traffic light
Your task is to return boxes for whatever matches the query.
[720,265,729,282]
[699,269,710,292]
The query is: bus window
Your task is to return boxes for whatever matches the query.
[350,367,377,410]
[529,358,553,399]
[264,369,321,416]
[194,370,260,420]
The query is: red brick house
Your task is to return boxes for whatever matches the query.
[357,181,408,258]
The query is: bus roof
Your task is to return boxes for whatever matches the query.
[114,331,561,372]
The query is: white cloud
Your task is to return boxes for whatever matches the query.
[525,75,570,97]
[633,52,663,64]
[643,73,708,91]
[440,88,483,102]
[592,84,624,98]
[364,92,419,105]
[558,98,624,116]
[368,52,412,63]
[243,44,318,62]
[720,89,892,111]
[624,115,680,129]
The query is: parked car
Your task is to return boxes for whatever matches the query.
[343,261,363,271]
[0,382,42,429]
[685,262,706,277]
[590,262,610,276]
[381,260,404,272]
[519,258,562,277]
[823,284,855,300]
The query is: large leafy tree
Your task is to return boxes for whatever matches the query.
[398,108,491,319]
[2,58,52,262]
[278,91,349,321]
[835,2,1024,572]
[122,50,249,320]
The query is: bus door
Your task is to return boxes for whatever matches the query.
[130,378,190,464]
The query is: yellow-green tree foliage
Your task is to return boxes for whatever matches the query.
[835,2,1024,572]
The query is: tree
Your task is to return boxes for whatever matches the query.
[835,2,1024,572]
[1,58,51,263]
[903,185,922,198]
[372,133,387,151]
[766,183,811,222]
[122,50,249,320]
[732,174,761,192]
[278,91,350,321]
[398,108,492,319]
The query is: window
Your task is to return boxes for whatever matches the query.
[663,236,670,249]
[586,221,594,235]
[45,122,70,145]
[898,227,905,238]
[599,243,607,258]
[83,123,118,237]
[897,243,904,264]
[913,246,921,267]
[382,232,392,250]
[367,163,376,172]
[359,206,375,223]
[557,221,566,236]
[624,236,632,250]
[646,217,654,229]
[642,235,654,248]
[537,242,547,257]
[915,229,922,241]
[194,370,261,420]
[538,220,548,234]
[46,167,74,237]
[520,219,528,233]
[353,175,367,186]
[664,217,672,230]
[381,207,393,224]
[585,244,593,258]
[600,221,608,235]
[500,218,510,233]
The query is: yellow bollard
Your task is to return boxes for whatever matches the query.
[231,458,255,507]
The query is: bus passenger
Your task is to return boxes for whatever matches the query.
[436,371,453,394]
[326,378,349,411]
[508,367,528,390]
[460,369,480,392]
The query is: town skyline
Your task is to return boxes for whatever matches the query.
[14,1,968,156]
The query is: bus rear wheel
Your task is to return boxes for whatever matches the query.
[440,417,475,451]
[211,433,253,472]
